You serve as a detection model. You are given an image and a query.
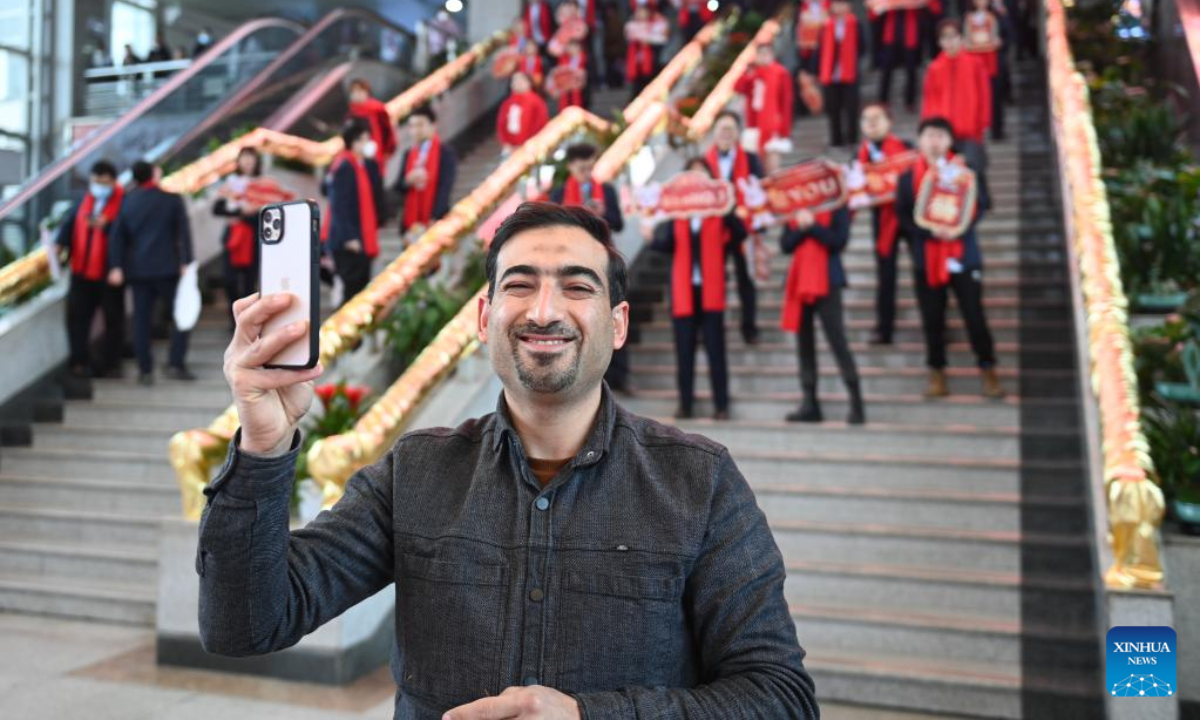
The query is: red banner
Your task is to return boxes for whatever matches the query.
[867,0,929,12]
[491,47,522,78]
[849,150,919,207]
[964,12,1001,53]
[547,65,586,95]
[625,18,669,45]
[657,171,736,218]
[797,71,823,113]
[796,5,826,51]
[914,162,979,238]
[243,178,295,207]
[762,159,848,215]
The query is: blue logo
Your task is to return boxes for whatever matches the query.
[1106,626,1176,698]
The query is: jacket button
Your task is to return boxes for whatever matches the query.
[535,497,550,511]
[529,587,545,602]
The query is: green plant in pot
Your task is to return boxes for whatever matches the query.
[1143,400,1200,533]
[293,381,372,513]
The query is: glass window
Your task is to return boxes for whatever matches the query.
[111,0,157,63]
[0,0,30,51]
[0,48,27,133]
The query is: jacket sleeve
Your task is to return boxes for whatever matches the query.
[330,162,361,244]
[366,159,385,227]
[895,172,923,241]
[724,213,748,246]
[433,146,457,220]
[779,225,801,255]
[604,184,624,233]
[55,200,81,251]
[196,428,395,657]
[107,206,128,272]
[175,195,194,265]
[568,449,818,719]
[394,150,410,194]
[747,153,765,179]
[807,207,849,252]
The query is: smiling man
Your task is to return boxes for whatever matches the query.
[196,202,818,719]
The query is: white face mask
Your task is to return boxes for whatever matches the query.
[89,182,112,199]
[363,140,378,159]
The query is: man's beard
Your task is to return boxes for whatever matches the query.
[509,323,581,394]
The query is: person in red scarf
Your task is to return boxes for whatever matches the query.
[523,0,554,48]
[555,40,590,111]
[921,20,991,147]
[395,105,458,238]
[795,0,829,76]
[518,40,545,89]
[778,197,863,424]
[549,143,624,232]
[323,121,383,306]
[678,0,714,42]
[856,103,913,345]
[706,110,765,345]
[817,0,863,148]
[497,72,549,153]
[735,43,794,155]
[213,147,264,328]
[895,117,1004,399]
[624,5,666,99]
[645,159,747,420]
[871,3,924,111]
[346,78,398,173]
[964,0,1008,141]
[54,160,126,378]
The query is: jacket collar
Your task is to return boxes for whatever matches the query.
[490,380,616,468]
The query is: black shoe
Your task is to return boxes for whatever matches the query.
[97,366,125,379]
[713,408,731,421]
[68,364,91,379]
[867,329,892,345]
[138,373,154,386]
[785,396,823,423]
[166,366,197,381]
[673,405,693,420]
[847,381,866,425]
[743,329,761,346]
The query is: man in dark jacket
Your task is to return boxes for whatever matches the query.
[107,160,195,385]
[55,160,126,378]
[198,202,818,719]
[323,120,384,305]
[549,143,624,233]
[395,105,457,239]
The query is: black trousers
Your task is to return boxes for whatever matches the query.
[990,72,1006,139]
[223,251,257,324]
[66,275,125,373]
[726,240,757,341]
[913,269,997,369]
[823,81,860,147]
[334,249,372,307]
[130,276,188,374]
[796,286,860,395]
[874,239,901,342]
[878,44,919,108]
[672,285,729,413]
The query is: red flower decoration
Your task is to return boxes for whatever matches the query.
[343,384,370,410]
[314,384,339,406]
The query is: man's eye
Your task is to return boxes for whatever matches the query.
[505,282,532,291]
[566,286,594,293]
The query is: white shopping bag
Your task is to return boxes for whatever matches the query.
[173,262,201,331]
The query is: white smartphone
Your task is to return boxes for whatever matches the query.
[258,199,320,369]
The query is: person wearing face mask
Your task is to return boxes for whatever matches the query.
[213,146,265,327]
[346,78,398,173]
[895,117,1005,399]
[323,120,383,305]
[55,160,127,378]
[856,103,913,345]
[193,27,214,57]
[705,110,764,345]
[395,105,457,238]
[646,160,748,420]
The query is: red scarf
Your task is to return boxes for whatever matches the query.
[331,150,379,257]
[71,185,124,281]
[348,97,397,165]
[818,14,858,85]
[562,175,605,209]
[558,52,587,108]
[922,51,991,143]
[626,40,654,81]
[705,145,751,207]
[498,91,548,146]
[402,135,442,232]
[671,217,728,318]
[913,154,964,289]
[524,1,552,43]
[780,214,832,333]
[519,54,543,84]
[857,133,908,257]
[881,9,920,49]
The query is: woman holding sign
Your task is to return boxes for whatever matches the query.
[895,117,1005,399]
[646,160,747,420]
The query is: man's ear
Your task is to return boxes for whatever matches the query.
[611,300,630,351]
[478,294,490,343]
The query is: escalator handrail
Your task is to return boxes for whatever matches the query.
[165,7,418,161]
[0,16,307,222]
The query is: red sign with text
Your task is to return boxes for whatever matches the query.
[763,160,848,215]
[657,172,736,219]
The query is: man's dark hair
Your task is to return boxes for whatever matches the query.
[410,105,437,123]
[348,77,372,93]
[565,143,597,163]
[486,201,628,307]
[90,160,118,179]
[685,157,715,177]
[861,101,892,119]
[917,116,955,140]
[937,18,961,36]
[131,160,155,184]
[340,119,371,149]
[714,109,742,128]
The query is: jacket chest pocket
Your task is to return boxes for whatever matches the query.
[397,553,508,706]
[552,568,685,692]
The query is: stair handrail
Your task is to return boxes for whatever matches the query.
[1043,0,1164,590]
[683,18,782,140]
[622,17,728,124]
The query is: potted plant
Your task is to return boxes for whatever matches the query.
[293,381,372,521]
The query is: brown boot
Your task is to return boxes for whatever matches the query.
[981,367,1007,399]
[924,369,949,398]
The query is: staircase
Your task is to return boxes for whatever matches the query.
[619,62,1105,718]
[0,87,628,626]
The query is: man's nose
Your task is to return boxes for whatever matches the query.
[527,279,566,327]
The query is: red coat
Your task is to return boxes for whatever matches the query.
[921,51,991,143]
[497,91,549,147]
[735,61,794,152]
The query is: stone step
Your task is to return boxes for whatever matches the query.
[0,474,179,516]
[706,276,1072,302]
[783,560,1096,634]
[0,570,155,625]
[770,518,1091,577]
[30,423,179,453]
[63,400,230,431]
[633,317,1063,345]
[0,534,158,586]
[88,378,233,406]
[0,447,173,484]
[0,504,161,546]
[627,364,1040,396]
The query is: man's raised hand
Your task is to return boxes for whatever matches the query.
[224,293,323,456]
[443,685,581,720]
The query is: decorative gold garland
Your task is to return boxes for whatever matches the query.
[1043,0,1163,589]
[622,18,725,124]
